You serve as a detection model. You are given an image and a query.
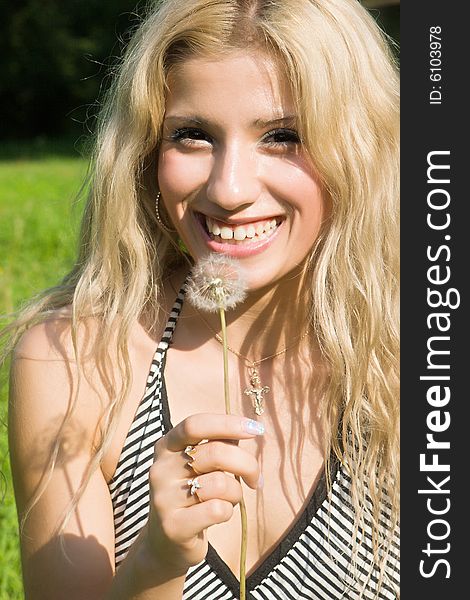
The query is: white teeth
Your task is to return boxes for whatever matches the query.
[220,226,233,240]
[204,215,281,241]
[246,224,256,238]
[233,226,247,241]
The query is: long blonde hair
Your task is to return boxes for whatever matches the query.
[3,0,399,596]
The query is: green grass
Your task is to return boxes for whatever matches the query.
[0,146,87,599]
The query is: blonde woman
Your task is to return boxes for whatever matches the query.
[4,0,399,598]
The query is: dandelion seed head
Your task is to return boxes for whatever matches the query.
[186,254,248,312]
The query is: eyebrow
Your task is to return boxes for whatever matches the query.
[164,115,210,126]
[163,115,298,128]
[253,115,297,128]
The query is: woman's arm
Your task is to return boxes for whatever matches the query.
[9,318,263,600]
[8,320,187,600]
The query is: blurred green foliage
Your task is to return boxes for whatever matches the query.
[0,150,88,599]
[0,0,143,138]
[0,0,399,140]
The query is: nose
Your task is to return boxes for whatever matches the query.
[205,141,262,211]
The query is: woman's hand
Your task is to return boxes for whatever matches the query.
[144,413,265,573]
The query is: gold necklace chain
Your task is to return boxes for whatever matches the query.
[213,329,309,367]
[194,306,310,416]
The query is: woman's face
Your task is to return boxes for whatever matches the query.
[158,51,327,290]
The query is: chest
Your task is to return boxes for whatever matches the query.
[164,343,325,576]
[206,450,324,577]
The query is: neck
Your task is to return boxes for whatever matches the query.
[189,265,312,361]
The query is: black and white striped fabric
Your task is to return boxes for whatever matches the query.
[108,285,400,599]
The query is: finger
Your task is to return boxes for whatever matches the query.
[185,471,243,506]
[166,500,235,543]
[149,443,195,487]
[159,413,265,455]
[186,440,260,489]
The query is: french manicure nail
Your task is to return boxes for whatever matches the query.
[242,419,265,435]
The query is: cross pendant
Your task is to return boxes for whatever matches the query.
[244,368,270,416]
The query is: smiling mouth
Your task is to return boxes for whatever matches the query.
[198,214,284,243]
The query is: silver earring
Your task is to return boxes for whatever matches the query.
[155,192,176,233]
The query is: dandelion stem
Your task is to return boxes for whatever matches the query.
[217,302,248,600]
[188,260,249,600]
[238,496,248,599]
[218,307,230,415]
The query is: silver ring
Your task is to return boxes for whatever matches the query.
[187,478,202,496]
[184,445,197,458]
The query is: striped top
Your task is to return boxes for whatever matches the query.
[108,285,400,599]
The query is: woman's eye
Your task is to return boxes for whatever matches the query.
[262,128,301,147]
[168,127,212,146]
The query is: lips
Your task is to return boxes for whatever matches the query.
[193,211,285,258]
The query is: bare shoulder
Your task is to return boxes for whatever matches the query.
[10,272,187,476]
[9,309,109,473]
[9,270,186,461]
[13,305,74,360]
[11,308,113,430]
[9,300,163,441]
